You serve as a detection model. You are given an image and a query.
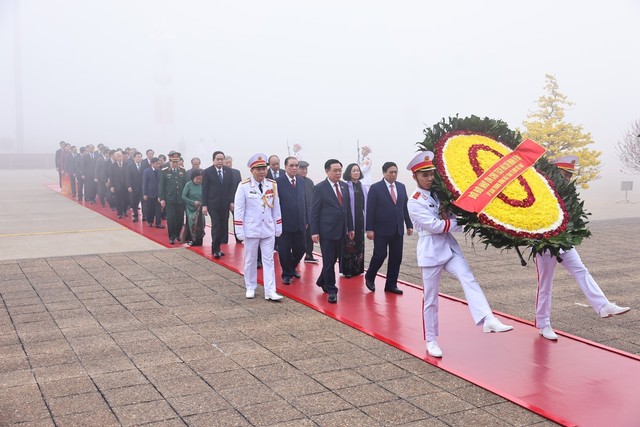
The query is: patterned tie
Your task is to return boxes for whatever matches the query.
[291,178,296,189]
[334,183,343,206]
[390,184,397,204]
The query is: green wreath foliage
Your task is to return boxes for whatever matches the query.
[417,115,591,259]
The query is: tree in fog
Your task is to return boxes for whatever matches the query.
[522,74,602,189]
[616,120,640,174]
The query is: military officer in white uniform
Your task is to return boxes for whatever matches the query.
[534,156,630,340]
[234,153,284,301]
[406,151,513,358]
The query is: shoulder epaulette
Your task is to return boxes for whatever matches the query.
[267,178,276,183]
[162,167,169,171]
[412,192,421,199]
[240,178,251,184]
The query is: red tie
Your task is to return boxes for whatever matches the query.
[292,178,296,189]
[390,184,397,204]
[334,183,343,206]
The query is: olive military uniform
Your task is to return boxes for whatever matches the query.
[159,166,188,242]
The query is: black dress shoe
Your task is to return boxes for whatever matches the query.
[328,293,338,303]
[213,252,221,259]
[176,237,181,242]
[282,277,291,284]
[133,218,139,223]
[365,279,376,292]
[117,214,123,219]
[257,261,262,269]
[147,222,153,226]
[344,274,352,278]
[293,272,301,279]
[155,225,165,229]
[220,252,225,256]
[169,238,175,244]
[384,287,403,295]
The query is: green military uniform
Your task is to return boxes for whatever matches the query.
[159,166,188,243]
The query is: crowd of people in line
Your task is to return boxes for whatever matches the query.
[55,142,631,357]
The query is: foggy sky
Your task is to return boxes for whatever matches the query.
[1,0,639,201]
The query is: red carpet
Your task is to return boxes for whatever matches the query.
[51,185,640,426]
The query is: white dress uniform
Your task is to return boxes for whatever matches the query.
[534,155,628,331]
[407,187,494,341]
[234,176,282,298]
[535,249,609,328]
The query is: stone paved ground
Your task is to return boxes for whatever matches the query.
[1,248,561,427]
[1,170,639,426]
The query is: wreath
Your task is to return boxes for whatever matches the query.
[418,115,591,260]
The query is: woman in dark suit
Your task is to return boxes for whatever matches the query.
[341,163,367,278]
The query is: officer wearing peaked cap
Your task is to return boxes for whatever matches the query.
[551,155,578,183]
[534,155,630,341]
[406,151,513,358]
[234,153,284,301]
[159,150,188,244]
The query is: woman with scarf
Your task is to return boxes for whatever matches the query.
[181,169,205,246]
[341,163,367,277]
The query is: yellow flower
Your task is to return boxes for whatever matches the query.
[441,134,566,237]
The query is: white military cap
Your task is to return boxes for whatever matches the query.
[551,155,579,172]
[407,151,436,173]
[247,153,268,169]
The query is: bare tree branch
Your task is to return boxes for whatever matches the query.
[616,120,640,174]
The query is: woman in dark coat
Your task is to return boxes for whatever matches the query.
[341,163,367,277]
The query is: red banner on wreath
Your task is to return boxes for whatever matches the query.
[453,139,546,213]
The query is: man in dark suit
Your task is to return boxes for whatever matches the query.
[74,147,85,201]
[266,155,282,180]
[142,157,163,228]
[364,161,413,295]
[55,141,65,188]
[276,156,307,284]
[83,144,97,204]
[223,155,243,244]
[109,151,128,218]
[185,157,202,180]
[202,150,235,258]
[310,159,354,303]
[298,161,318,263]
[126,152,144,222]
[141,149,154,171]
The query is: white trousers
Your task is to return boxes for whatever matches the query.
[421,252,492,341]
[243,236,277,297]
[535,249,608,328]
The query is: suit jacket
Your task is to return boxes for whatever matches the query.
[83,152,96,179]
[110,162,127,191]
[366,179,413,236]
[310,179,353,240]
[142,167,160,198]
[201,165,234,211]
[141,158,152,172]
[94,156,109,182]
[276,174,306,232]
[125,162,144,192]
[230,168,242,193]
[74,154,84,176]
[301,176,314,217]
[266,168,282,180]
[185,167,201,180]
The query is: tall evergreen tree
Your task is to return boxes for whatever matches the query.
[523,74,601,189]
